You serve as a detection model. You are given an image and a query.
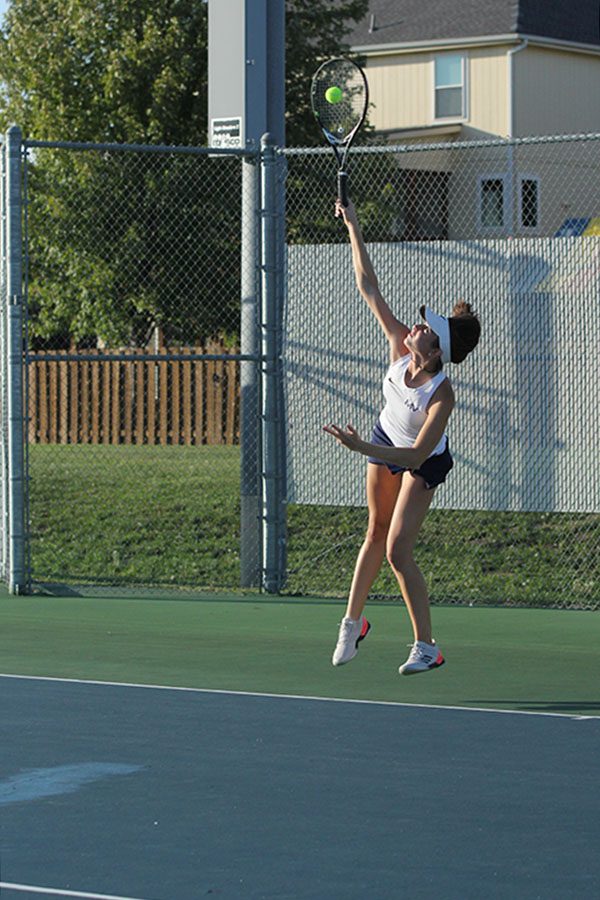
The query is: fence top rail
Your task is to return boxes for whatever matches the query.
[23,138,258,158]
[26,352,260,363]
[16,131,600,158]
[283,131,600,157]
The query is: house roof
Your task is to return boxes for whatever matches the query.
[348,0,600,50]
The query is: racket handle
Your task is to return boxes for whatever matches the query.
[338,170,349,207]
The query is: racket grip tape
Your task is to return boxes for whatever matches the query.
[338,170,349,207]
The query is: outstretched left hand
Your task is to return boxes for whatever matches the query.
[323,423,365,454]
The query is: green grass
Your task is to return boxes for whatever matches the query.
[286,505,600,607]
[28,444,600,607]
[29,444,242,588]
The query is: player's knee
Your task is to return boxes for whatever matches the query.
[386,538,412,572]
[366,518,390,544]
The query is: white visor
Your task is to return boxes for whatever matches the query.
[421,306,451,364]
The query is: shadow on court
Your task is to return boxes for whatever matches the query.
[469,700,600,713]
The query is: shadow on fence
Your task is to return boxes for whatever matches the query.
[27,343,240,446]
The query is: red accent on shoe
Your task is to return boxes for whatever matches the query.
[360,617,370,638]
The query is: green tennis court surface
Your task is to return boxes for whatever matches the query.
[1,591,598,715]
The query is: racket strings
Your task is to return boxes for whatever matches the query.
[311,62,367,142]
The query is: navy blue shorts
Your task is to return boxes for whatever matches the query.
[367,419,453,489]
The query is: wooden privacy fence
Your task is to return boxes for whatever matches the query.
[28,344,240,445]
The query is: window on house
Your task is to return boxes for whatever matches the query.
[520,177,539,228]
[434,55,465,119]
[480,177,505,228]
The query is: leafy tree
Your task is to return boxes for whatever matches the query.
[0,0,208,145]
[0,0,369,345]
[25,148,243,346]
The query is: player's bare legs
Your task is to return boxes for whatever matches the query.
[345,463,401,621]
[332,464,400,666]
[386,472,436,643]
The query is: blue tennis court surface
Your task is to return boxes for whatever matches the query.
[1,674,599,899]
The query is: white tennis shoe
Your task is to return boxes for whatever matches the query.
[399,640,445,675]
[332,615,371,666]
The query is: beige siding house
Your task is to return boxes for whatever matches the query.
[363,46,510,139]
[348,0,600,238]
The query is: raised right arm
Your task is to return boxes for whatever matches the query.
[336,199,409,361]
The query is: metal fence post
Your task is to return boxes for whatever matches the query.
[0,140,7,583]
[5,125,26,594]
[506,141,516,237]
[260,133,285,592]
[274,147,288,586]
[240,153,261,586]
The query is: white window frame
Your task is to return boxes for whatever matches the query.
[518,174,540,230]
[478,174,508,231]
[433,54,467,122]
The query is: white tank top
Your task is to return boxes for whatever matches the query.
[379,354,448,456]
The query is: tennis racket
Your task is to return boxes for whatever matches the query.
[310,57,369,207]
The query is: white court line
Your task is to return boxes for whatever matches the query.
[0,881,152,900]
[0,672,597,720]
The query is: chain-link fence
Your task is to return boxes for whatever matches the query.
[3,136,265,593]
[283,134,600,609]
[0,130,598,607]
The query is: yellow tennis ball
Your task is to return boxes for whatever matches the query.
[325,86,343,104]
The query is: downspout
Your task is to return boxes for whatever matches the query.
[507,39,528,138]
[506,39,528,234]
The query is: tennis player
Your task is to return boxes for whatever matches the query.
[325,198,480,675]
